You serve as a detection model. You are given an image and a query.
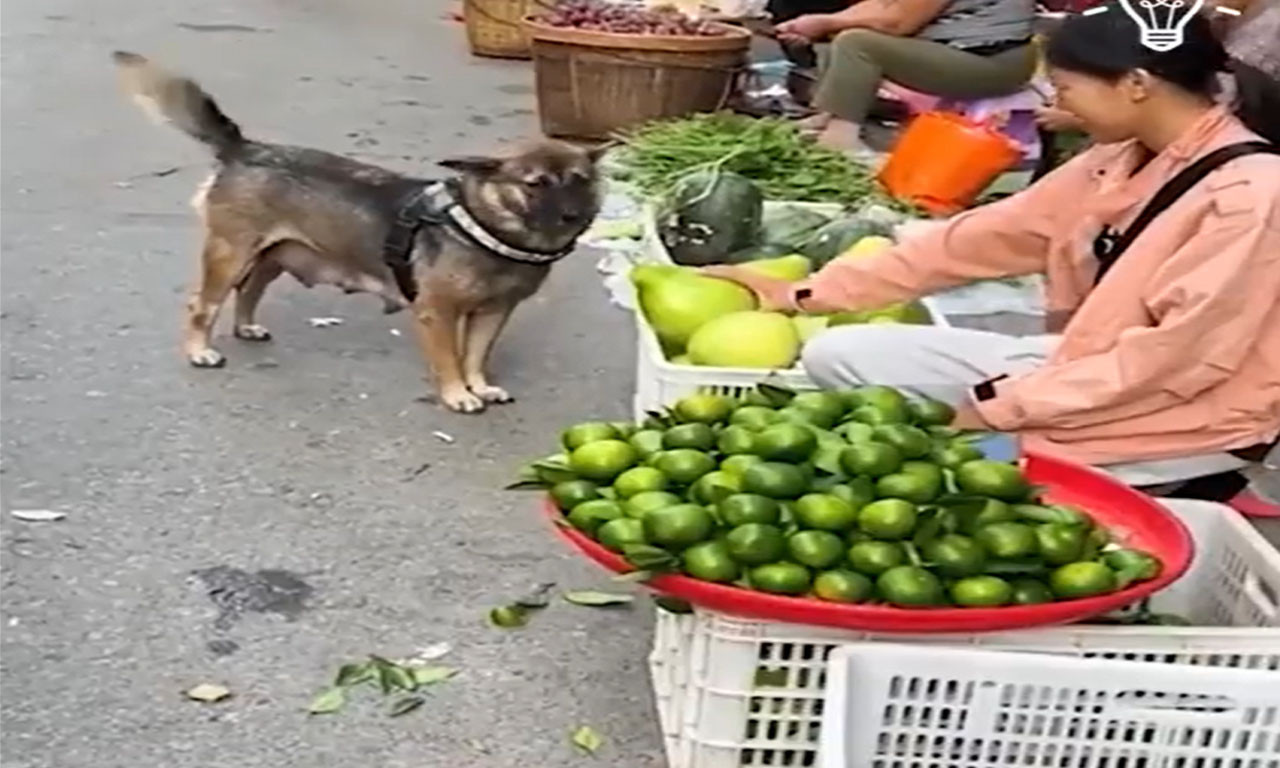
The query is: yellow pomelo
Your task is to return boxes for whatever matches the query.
[739,254,811,282]
[837,235,894,262]
[633,267,756,351]
[688,311,800,369]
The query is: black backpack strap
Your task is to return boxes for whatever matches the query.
[1092,141,1280,285]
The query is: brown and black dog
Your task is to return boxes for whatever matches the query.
[113,52,602,413]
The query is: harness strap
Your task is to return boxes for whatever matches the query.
[381,181,575,301]
[1092,141,1280,286]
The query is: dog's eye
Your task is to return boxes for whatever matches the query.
[523,175,552,188]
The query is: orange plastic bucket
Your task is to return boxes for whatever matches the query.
[878,111,1023,215]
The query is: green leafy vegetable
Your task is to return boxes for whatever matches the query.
[615,113,914,210]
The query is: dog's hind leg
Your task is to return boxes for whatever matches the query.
[462,301,515,404]
[233,257,283,341]
[185,234,253,368]
[412,292,485,413]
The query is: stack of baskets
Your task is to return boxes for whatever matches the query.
[647,500,1280,767]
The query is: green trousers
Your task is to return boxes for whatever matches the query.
[814,30,1037,122]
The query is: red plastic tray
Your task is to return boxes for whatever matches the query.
[546,451,1194,633]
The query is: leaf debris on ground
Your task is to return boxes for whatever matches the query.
[571,724,604,756]
[185,683,231,703]
[307,316,344,328]
[309,687,346,714]
[563,590,634,607]
[10,509,66,522]
[388,696,425,717]
[311,654,458,717]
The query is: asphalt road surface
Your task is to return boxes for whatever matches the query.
[2,2,1276,767]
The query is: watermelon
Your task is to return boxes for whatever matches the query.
[657,169,763,266]
[759,205,832,250]
[797,217,893,266]
[724,243,792,264]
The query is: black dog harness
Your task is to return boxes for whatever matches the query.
[381,180,575,301]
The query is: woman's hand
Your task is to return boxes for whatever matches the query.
[1034,106,1085,132]
[701,266,795,312]
[949,403,990,431]
[775,13,837,43]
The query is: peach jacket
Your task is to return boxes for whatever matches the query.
[793,108,1280,465]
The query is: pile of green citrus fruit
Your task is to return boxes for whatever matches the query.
[515,385,1163,610]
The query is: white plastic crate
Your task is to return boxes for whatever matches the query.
[633,201,947,419]
[819,644,1280,768]
[646,500,1280,768]
[632,299,952,420]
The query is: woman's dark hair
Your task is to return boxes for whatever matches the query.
[1046,4,1280,143]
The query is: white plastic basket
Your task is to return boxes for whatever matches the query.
[632,299,951,420]
[633,201,948,419]
[646,500,1280,768]
[819,644,1280,768]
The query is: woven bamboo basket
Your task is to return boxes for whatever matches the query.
[464,0,534,59]
[524,19,751,140]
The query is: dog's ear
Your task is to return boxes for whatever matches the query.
[585,142,613,164]
[439,156,503,175]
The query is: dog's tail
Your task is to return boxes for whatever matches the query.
[112,51,245,158]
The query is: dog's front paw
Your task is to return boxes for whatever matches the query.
[187,347,227,368]
[470,384,514,404]
[441,387,486,414]
[234,324,273,342]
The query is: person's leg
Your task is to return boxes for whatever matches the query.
[802,325,1249,486]
[813,32,1036,151]
[767,0,854,23]
[801,324,1053,402]
[769,0,860,70]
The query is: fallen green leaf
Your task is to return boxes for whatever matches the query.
[489,605,529,628]
[385,665,417,692]
[334,662,375,688]
[571,724,604,755]
[308,687,346,715]
[411,665,458,686]
[563,590,634,607]
[388,696,425,717]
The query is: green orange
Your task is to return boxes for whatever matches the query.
[569,440,638,482]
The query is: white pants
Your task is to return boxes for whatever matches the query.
[801,325,1248,486]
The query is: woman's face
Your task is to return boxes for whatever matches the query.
[1049,67,1145,144]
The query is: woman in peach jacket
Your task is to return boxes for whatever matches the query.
[710,8,1280,498]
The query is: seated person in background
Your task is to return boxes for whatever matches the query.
[766,0,858,67]
[775,0,1036,156]
[709,9,1280,499]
